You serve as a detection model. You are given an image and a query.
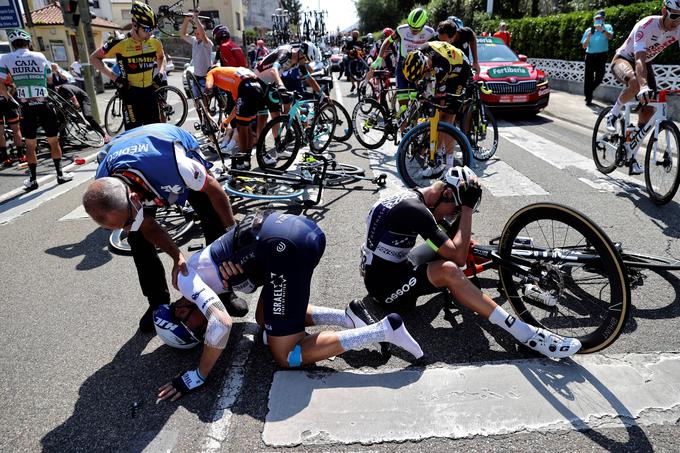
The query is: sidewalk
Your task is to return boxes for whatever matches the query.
[541,89,607,130]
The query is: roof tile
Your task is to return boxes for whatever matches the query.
[26,3,120,29]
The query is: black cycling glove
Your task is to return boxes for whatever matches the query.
[114,75,128,91]
[460,183,482,209]
[153,73,165,86]
[170,369,206,396]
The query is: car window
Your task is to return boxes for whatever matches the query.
[476,40,520,63]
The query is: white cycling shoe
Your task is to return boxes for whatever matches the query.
[524,328,581,359]
[420,163,447,178]
[605,113,619,133]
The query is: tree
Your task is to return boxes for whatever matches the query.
[280,0,302,25]
[356,0,404,32]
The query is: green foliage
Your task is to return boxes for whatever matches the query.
[281,0,302,25]
[473,2,679,65]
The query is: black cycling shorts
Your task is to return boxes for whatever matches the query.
[0,98,20,125]
[260,220,326,337]
[234,79,265,124]
[121,86,160,131]
[364,259,438,310]
[20,102,58,139]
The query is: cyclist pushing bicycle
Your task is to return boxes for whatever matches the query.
[604,0,680,175]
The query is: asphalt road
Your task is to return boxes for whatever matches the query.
[0,72,679,452]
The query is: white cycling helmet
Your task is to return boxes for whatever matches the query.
[442,165,481,208]
[296,41,319,62]
[153,304,202,349]
[665,0,680,10]
[7,29,31,43]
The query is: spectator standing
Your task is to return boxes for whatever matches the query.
[247,43,257,68]
[493,22,511,46]
[213,25,247,68]
[581,12,613,106]
[180,10,213,91]
[69,59,85,90]
[256,39,270,59]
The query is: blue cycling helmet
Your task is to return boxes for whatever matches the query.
[153,304,202,349]
[447,16,464,28]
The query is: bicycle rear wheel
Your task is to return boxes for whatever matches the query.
[592,106,623,174]
[309,102,337,153]
[331,100,353,142]
[256,115,301,171]
[157,85,188,127]
[65,118,105,148]
[465,102,498,161]
[224,175,305,200]
[352,98,389,149]
[644,120,680,205]
[104,95,125,136]
[397,121,472,188]
[497,203,631,353]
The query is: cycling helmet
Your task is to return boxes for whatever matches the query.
[297,41,318,62]
[442,166,481,208]
[130,1,156,28]
[383,27,395,38]
[153,303,202,349]
[7,29,31,43]
[664,0,680,10]
[447,16,464,28]
[407,7,428,30]
[402,50,428,82]
[212,24,230,42]
[365,33,374,44]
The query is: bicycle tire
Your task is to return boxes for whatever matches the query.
[65,118,105,148]
[104,95,125,136]
[644,119,680,205]
[620,251,680,270]
[497,203,631,354]
[157,85,188,127]
[309,101,337,153]
[324,163,366,186]
[109,207,196,255]
[256,115,302,171]
[224,176,305,200]
[331,100,353,142]
[592,106,623,175]
[357,78,375,102]
[465,102,498,161]
[352,98,389,149]
[397,121,472,188]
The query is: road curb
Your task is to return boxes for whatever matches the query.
[0,150,100,205]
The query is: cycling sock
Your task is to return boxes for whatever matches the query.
[446,152,454,167]
[310,306,354,328]
[337,314,423,358]
[28,163,37,181]
[53,159,62,177]
[610,100,623,117]
[488,305,535,343]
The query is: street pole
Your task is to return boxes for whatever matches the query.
[487,0,494,15]
[20,0,33,27]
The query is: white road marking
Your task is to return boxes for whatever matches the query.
[475,157,548,197]
[500,122,646,194]
[59,204,90,221]
[264,352,680,446]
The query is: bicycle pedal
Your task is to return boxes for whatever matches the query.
[194,122,201,131]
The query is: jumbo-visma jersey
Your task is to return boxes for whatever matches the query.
[96,34,163,88]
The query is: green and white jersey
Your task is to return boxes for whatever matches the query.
[0,48,52,102]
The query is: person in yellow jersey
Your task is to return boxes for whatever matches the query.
[90,1,166,130]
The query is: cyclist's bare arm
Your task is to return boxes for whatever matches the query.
[303,65,323,94]
[376,36,392,59]
[634,50,650,89]
[180,15,192,43]
[156,52,166,75]
[469,31,481,73]
[434,207,474,267]
[89,50,117,81]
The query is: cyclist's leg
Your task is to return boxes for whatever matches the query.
[638,62,657,126]
[121,89,143,130]
[610,57,638,117]
[395,58,411,116]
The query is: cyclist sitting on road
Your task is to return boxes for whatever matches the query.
[52,78,110,144]
[402,39,472,177]
[90,1,166,131]
[155,210,424,401]
[82,123,247,334]
[359,166,582,360]
[205,66,274,169]
[373,8,436,113]
[0,29,72,191]
[604,0,680,175]
[0,76,25,167]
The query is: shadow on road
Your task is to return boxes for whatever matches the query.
[45,228,112,270]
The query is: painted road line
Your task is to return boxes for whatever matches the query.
[58,204,90,221]
[0,163,96,225]
[264,352,680,446]
[475,157,548,197]
[499,122,645,194]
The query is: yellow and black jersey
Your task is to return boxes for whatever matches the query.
[420,41,470,85]
[96,33,163,88]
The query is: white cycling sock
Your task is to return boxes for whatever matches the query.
[488,305,536,343]
[446,152,454,168]
[610,99,623,117]
[336,314,423,358]
[310,306,354,328]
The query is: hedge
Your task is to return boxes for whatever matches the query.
[471,2,680,64]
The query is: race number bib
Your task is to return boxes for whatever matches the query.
[16,86,47,99]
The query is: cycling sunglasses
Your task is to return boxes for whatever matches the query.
[669,12,680,20]
[132,22,154,33]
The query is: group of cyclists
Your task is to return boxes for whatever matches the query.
[3,0,679,402]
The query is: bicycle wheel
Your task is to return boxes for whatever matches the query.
[497,203,631,354]
[592,106,623,174]
[465,102,498,161]
[65,117,105,148]
[644,120,680,205]
[309,101,337,153]
[300,159,365,186]
[256,115,301,171]
[104,95,125,136]
[224,175,305,200]
[352,98,389,149]
[109,206,196,255]
[397,121,472,188]
[331,100,353,142]
[157,85,188,127]
[357,78,375,102]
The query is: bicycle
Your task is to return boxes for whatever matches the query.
[104,79,188,136]
[459,79,498,161]
[184,71,226,167]
[255,90,337,171]
[396,94,474,188]
[48,89,105,148]
[592,89,680,205]
[155,0,212,38]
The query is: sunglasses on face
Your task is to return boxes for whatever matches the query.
[669,12,680,20]
[132,22,154,33]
